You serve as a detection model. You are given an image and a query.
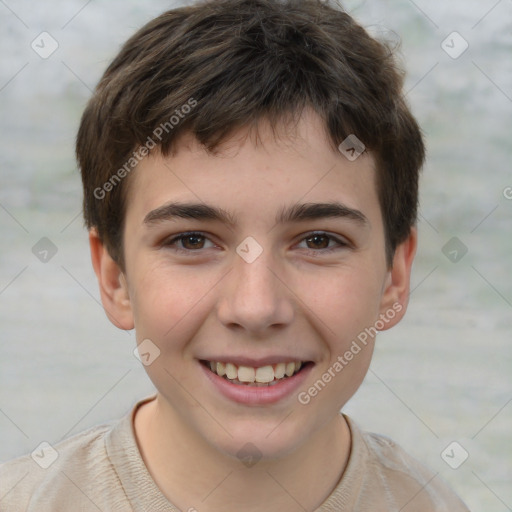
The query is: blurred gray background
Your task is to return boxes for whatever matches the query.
[0,0,511,509]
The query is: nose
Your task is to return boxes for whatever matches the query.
[216,246,295,335]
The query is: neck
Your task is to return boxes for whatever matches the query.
[134,396,351,512]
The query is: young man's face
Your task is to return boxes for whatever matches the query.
[94,110,414,459]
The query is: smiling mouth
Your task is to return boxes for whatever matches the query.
[200,360,313,387]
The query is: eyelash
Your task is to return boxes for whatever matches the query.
[162,231,349,255]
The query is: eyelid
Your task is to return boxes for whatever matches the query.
[162,230,350,254]
[295,231,351,252]
[162,231,218,253]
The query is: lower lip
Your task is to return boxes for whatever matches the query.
[199,361,314,405]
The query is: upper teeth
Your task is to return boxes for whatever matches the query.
[208,361,303,383]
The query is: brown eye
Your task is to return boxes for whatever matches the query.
[305,234,330,249]
[180,234,206,250]
[297,232,349,253]
[164,232,215,252]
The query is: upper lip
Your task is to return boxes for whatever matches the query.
[199,356,313,367]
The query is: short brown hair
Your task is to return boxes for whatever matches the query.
[76,0,425,268]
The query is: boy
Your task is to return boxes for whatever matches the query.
[0,0,470,510]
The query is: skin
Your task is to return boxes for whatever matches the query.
[90,110,416,512]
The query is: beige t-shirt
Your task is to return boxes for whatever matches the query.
[0,396,469,511]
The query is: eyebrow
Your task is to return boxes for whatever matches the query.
[143,201,369,227]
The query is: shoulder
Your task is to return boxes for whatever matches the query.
[321,415,470,512]
[0,419,127,511]
[358,423,470,511]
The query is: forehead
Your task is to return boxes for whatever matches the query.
[125,111,381,229]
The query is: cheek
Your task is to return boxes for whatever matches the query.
[130,262,217,348]
[296,270,380,413]
[300,265,384,343]
[128,264,216,403]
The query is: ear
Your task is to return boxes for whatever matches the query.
[377,227,417,330]
[89,228,134,330]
